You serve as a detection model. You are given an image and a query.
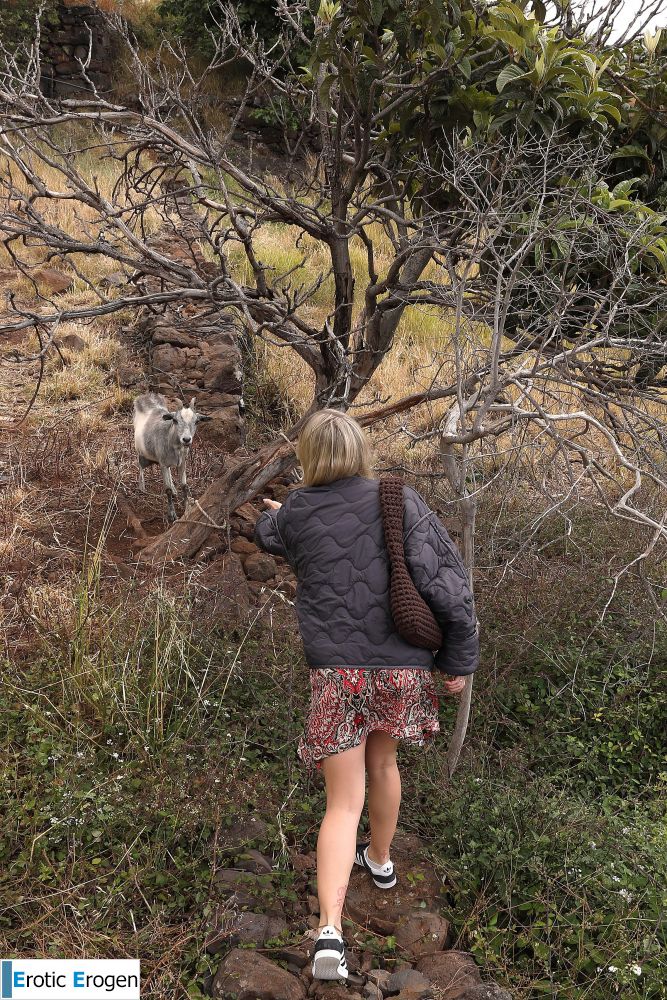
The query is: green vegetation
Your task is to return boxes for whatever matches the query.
[148,0,667,375]
[156,0,290,52]
[1,1,666,997]
[420,628,667,996]
[154,0,667,209]
[0,0,56,43]
[2,508,665,998]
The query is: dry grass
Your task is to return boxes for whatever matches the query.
[0,141,163,295]
[40,324,128,405]
[2,139,664,520]
[237,214,667,501]
[2,131,463,434]
[231,219,461,425]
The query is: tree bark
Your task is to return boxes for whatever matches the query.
[139,382,463,563]
[138,436,298,563]
[445,493,476,781]
[440,403,477,780]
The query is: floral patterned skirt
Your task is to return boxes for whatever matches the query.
[297,667,440,769]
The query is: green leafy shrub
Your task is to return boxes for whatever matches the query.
[409,762,667,997]
[0,0,56,45]
[404,623,667,997]
[156,0,281,53]
[1,508,665,999]
[491,632,667,796]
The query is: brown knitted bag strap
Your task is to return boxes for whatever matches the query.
[378,475,406,566]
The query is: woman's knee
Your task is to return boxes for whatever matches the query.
[366,755,398,781]
[365,734,399,777]
[322,743,366,814]
[324,794,365,820]
[324,779,366,817]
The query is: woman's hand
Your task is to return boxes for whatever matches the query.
[442,676,466,696]
[262,498,282,510]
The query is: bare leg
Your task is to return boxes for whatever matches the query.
[161,465,177,522]
[317,741,366,931]
[365,731,401,865]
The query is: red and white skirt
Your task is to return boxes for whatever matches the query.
[297,667,440,769]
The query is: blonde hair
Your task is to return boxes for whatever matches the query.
[297,409,374,487]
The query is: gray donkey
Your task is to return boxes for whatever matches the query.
[133,393,211,522]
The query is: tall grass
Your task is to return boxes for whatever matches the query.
[18,509,217,745]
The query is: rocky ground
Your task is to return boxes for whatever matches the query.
[204,819,511,1000]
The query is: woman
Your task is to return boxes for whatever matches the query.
[254,409,479,981]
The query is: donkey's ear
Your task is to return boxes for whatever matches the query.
[196,413,213,422]
[189,396,197,409]
[162,412,175,422]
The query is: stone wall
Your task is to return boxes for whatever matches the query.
[143,312,246,453]
[132,182,247,453]
[40,3,114,99]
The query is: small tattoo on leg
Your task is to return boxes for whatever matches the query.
[334,883,348,921]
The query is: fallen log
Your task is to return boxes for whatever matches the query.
[139,384,461,564]
[138,439,297,563]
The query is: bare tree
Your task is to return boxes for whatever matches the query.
[1,0,667,771]
[556,0,667,46]
[383,133,667,771]
[1,4,665,547]
[0,11,465,563]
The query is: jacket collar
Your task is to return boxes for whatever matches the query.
[306,475,373,489]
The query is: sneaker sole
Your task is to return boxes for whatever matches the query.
[312,950,348,980]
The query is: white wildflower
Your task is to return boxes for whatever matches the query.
[630,965,642,976]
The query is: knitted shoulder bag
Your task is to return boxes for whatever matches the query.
[378,475,443,651]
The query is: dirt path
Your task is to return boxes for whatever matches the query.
[205,820,511,999]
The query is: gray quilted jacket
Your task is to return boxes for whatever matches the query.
[254,475,479,676]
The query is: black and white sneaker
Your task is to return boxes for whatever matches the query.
[354,842,397,888]
[312,925,348,980]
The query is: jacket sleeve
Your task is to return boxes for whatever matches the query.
[254,506,290,560]
[402,486,479,676]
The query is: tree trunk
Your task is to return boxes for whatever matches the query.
[138,437,298,563]
[142,250,436,562]
[439,403,477,780]
[445,493,476,780]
